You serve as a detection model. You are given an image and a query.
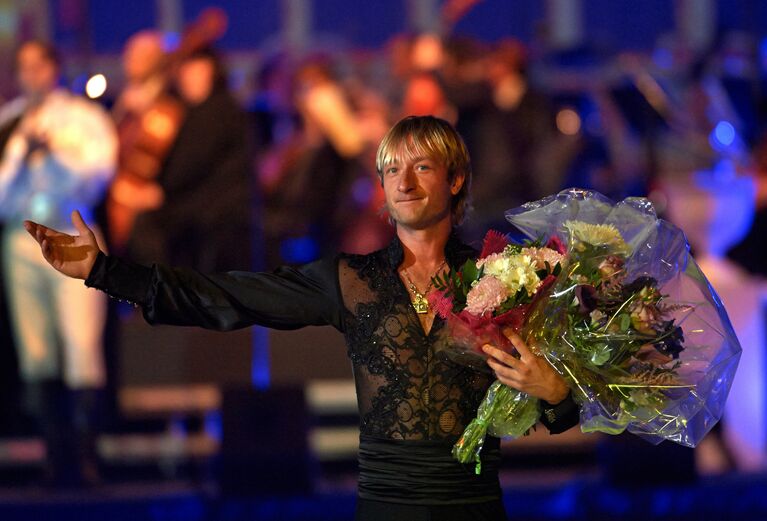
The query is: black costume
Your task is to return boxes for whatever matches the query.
[85,234,579,520]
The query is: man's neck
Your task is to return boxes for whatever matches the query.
[396,218,452,274]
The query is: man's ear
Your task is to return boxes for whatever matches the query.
[450,172,465,195]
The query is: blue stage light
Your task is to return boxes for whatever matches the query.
[162,32,180,53]
[712,121,736,148]
[281,236,319,264]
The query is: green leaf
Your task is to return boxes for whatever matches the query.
[461,259,478,285]
[619,313,631,332]
[589,344,611,366]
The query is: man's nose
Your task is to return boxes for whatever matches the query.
[397,167,416,192]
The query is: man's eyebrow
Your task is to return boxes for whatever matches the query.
[388,156,432,164]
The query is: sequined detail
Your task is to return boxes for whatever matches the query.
[439,410,457,433]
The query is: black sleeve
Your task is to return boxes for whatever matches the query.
[538,392,580,434]
[84,252,343,332]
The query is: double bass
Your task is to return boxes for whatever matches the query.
[107,8,227,253]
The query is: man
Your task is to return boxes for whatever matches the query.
[107,30,175,254]
[26,116,576,518]
[128,47,253,272]
[0,40,117,486]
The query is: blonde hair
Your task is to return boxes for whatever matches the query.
[376,115,472,225]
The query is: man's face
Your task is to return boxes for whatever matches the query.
[382,147,463,231]
[17,44,58,99]
[176,57,215,105]
[122,33,163,81]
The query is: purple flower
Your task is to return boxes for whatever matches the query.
[574,284,598,315]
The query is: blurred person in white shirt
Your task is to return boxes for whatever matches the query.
[0,40,116,487]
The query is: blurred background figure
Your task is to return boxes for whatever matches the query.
[259,57,367,266]
[0,40,116,486]
[128,46,254,272]
[663,167,767,474]
[729,133,767,276]
[106,8,229,263]
[458,38,566,242]
[106,30,171,255]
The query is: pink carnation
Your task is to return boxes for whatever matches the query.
[465,276,509,316]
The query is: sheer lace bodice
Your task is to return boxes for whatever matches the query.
[339,237,494,441]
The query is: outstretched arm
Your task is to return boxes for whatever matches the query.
[25,211,343,332]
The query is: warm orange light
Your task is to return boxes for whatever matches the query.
[556,108,581,136]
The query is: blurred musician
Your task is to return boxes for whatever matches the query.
[129,47,254,272]
[0,40,116,486]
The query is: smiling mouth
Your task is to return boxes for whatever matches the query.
[397,198,423,203]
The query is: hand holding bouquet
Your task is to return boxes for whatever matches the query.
[428,231,568,472]
[435,189,741,472]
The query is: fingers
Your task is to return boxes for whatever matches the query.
[71,210,94,238]
[503,328,534,361]
[486,358,520,382]
[24,220,55,245]
[482,344,520,369]
[24,220,68,241]
[23,221,41,243]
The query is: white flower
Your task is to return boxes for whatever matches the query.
[589,309,606,326]
[479,253,541,297]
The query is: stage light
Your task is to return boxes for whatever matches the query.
[85,74,107,99]
[556,108,581,136]
[712,121,736,148]
[162,31,180,52]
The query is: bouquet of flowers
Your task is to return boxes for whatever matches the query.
[429,230,565,368]
[433,188,742,473]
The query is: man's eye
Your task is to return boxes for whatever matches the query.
[416,164,431,171]
[386,167,398,174]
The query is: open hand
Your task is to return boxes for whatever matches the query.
[482,329,570,404]
[24,210,102,280]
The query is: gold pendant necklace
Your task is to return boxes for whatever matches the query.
[402,260,446,314]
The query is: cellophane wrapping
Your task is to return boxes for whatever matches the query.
[450,188,741,470]
[505,188,741,446]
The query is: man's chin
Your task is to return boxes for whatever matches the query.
[392,215,447,231]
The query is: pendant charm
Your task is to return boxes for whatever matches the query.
[422,387,430,405]
[412,294,429,314]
